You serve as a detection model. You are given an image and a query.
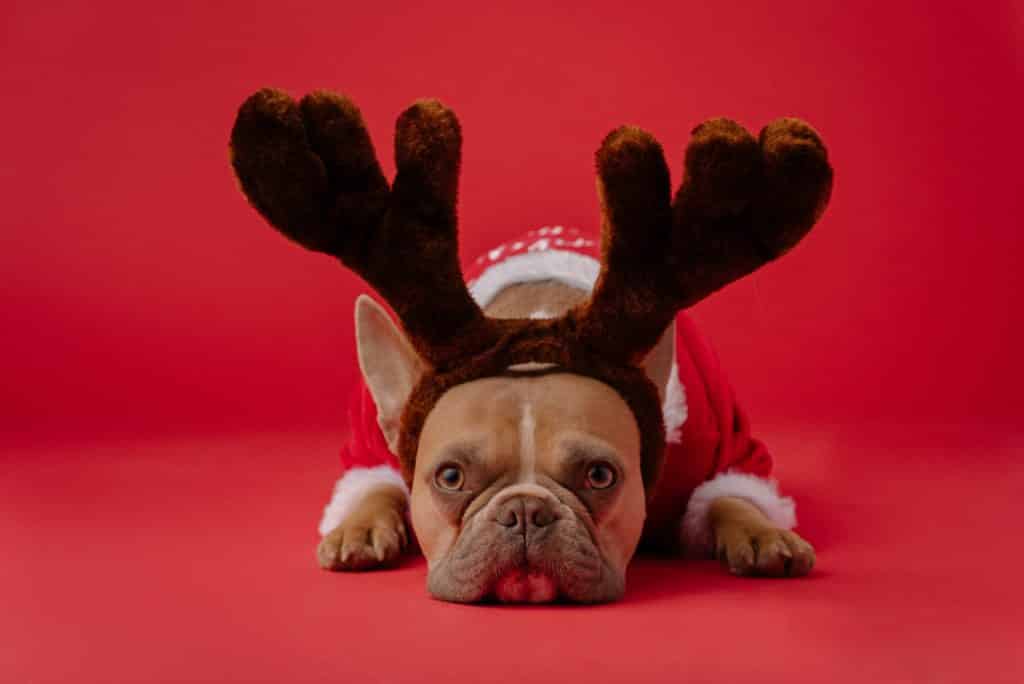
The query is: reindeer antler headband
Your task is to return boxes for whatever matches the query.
[229,89,832,495]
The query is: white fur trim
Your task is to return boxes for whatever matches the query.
[662,360,687,444]
[317,465,409,536]
[680,471,797,555]
[468,249,600,308]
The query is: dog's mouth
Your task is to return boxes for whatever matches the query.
[428,507,624,604]
[492,568,558,604]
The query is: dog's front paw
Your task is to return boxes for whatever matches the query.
[715,523,815,578]
[317,493,408,571]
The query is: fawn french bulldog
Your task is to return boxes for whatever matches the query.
[229,89,832,603]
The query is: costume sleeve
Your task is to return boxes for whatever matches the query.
[713,387,773,477]
[317,381,408,536]
[675,317,796,555]
[339,382,401,471]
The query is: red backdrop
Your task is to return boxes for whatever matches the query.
[4,2,1023,682]
[3,1,1021,443]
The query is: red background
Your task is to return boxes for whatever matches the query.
[3,1,1022,682]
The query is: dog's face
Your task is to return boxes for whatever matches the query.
[413,372,644,603]
[355,294,657,603]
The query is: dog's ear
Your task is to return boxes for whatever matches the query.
[642,321,675,404]
[355,295,426,452]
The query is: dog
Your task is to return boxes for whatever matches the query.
[229,89,832,603]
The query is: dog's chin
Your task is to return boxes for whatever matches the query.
[428,550,625,604]
[492,568,559,604]
[425,511,626,604]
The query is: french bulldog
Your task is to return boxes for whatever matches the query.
[317,239,815,603]
[228,89,830,603]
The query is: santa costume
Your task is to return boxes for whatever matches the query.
[319,226,797,554]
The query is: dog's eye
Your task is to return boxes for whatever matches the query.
[434,464,465,491]
[585,462,617,490]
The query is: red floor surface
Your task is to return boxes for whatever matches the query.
[5,424,1023,682]
[4,1,1023,681]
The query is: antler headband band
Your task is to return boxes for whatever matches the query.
[229,89,832,495]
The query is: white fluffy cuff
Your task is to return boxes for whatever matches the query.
[317,465,409,537]
[680,471,797,555]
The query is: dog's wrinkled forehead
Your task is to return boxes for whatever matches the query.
[432,386,542,486]
[416,371,642,483]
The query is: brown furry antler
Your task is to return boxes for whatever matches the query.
[229,89,832,493]
[576,117,833,365]
[229,89,498,368]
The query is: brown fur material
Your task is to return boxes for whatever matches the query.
[230,89,497,369]
[229,88,833,498]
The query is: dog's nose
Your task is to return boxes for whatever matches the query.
[494,495,559,530]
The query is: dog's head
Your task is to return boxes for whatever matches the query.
[229,88,832,602]
[355,288,674,602]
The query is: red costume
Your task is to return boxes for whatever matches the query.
[328,227,795,551]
